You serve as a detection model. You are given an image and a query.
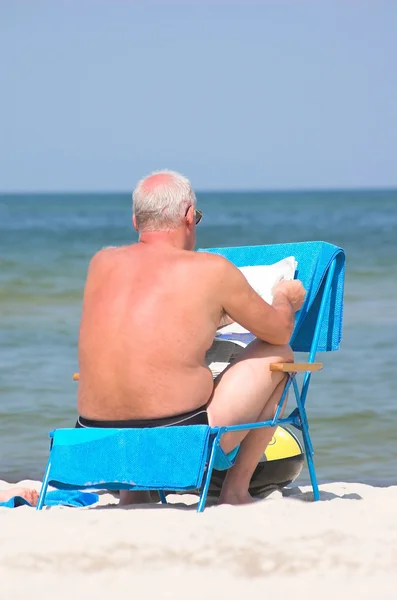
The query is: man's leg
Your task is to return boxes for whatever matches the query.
[207,339,293,505]
[119,490,151,505]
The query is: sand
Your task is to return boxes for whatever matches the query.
[1,480,396,599]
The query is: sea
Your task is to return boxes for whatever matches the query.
[1,190,396,485]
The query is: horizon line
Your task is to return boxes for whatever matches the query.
[1,185,397,196]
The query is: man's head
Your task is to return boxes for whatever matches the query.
[132,170,201,250]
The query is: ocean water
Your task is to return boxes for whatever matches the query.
[0,190,396,484]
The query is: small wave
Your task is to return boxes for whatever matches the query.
[0,289,83,305]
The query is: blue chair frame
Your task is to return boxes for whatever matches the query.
[195,259,336,511]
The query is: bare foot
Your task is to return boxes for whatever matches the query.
[119,490,152,506]
[0,487,39,506]
[218,490,255,506]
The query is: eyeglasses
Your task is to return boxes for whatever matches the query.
[185,205,203,225]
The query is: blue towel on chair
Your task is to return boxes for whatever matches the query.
[0,490,99,508]
[202,241,345,352]
[45,426,211,492]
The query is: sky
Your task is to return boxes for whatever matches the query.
[1,0,397,192]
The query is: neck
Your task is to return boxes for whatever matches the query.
[139,228,187,250]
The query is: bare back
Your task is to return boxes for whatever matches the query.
[77,244,223,420]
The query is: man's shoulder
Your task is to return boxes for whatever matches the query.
[93,244,134,259]
[182,251,236,290]
[191,250,235,276]
[192,250,229,267]
[88,244,134,271]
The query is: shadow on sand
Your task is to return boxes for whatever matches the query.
[281,486,362,501]
[89,484,363,510]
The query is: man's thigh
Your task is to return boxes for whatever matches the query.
[207,339,293,435]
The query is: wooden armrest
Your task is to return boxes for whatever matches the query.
[73,373,79,381]
[270,362,323,373]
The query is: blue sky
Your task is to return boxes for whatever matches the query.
[1,0,396,192]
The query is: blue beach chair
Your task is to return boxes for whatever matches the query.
[36,241,345,512]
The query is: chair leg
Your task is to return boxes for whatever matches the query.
[197,438,218,513]
[293,379,320,502]
[300,418,320,501]
[36,459,51,511]
[158,490,167,504]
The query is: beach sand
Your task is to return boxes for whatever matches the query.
[1,480,396,599]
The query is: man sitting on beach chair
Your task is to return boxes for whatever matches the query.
[76,170,305,506]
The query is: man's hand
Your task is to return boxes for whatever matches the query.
[273,280,306,313]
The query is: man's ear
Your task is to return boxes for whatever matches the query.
[132,214,138,232]
[185,205,195,227]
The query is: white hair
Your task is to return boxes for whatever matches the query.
[132,169,196,232]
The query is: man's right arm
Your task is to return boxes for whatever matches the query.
[213,256,304,345]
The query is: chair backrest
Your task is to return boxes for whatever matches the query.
[48,426,212,491]
[201,241,345,353]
